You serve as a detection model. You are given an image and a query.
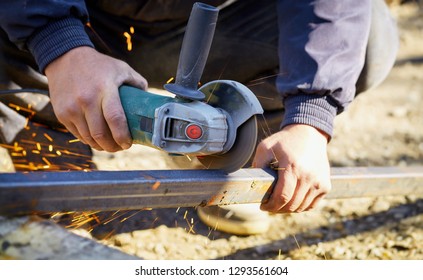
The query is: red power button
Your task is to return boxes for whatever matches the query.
[185,124,203,139]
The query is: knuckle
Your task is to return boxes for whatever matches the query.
[257,139,272,151]
[279,192,291,204]
[91,131,107,143]
[75,93,95,108]
[287,204,298,212]
[106,110,126,127]
[313,181,331,194]
[91,131,121,152]
[79,133,94,143]
[116,59,128,68]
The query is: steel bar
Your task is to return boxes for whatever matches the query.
[0,166,423,215]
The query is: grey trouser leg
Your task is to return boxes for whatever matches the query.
[356,0,399,93]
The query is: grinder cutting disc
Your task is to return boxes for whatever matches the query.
[196,80,263,173]
[197,115,258,173]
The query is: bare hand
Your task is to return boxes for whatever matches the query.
[45,46,148,152]
[253,124,331,213]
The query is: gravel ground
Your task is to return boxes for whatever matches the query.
[1,2,423,260]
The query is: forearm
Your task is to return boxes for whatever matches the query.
[0,0,94,73]
[277,0,372,137]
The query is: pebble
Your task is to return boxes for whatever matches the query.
[114,233,132,246]
[153,243,166,255]
[388,107,409,118]
[370,199,391,212]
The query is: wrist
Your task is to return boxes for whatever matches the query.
[45,46,94,77]
[282,124,330,144]
[281,94,337,139]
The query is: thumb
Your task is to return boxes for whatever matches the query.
[252,142,275,168]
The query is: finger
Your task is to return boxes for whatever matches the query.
[76,119,105,151]
[295,186,316,213]
[102,89,132,150]
[65,117,104,151]
[84,102,122,152]
[305,193,326,211]
[280,179,311,213]
[252,141,274,168]
[68,107,102,150]
[261,167,297,212]
[65,122,106,154]
[62,122,83,143]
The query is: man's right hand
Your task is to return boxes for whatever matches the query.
[45,46,148,152]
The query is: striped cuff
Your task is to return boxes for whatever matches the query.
[28,17,94,73]
[281,94,337,138]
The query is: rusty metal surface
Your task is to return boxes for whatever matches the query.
[0,166,423,215]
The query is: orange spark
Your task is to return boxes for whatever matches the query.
[13,164,38,171]
[64,163,83,170]
[8,103,36,115]
[42,157,52,166]
[123,32,133,51]
[151,181,161,190]
[43,133,53,142]
[1,143,23,151]
[62,150,91,158]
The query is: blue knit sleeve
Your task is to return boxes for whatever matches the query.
[27,17,94,73]
[277,0,372,137]
[0,0,94,73]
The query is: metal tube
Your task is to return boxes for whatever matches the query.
[0,166,422,215]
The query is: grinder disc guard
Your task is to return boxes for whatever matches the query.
[197,80,263,173]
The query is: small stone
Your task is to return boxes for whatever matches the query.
[153,243,166,255]
[370,199,391,212]
[114,233,132,246]
[335,246,346,256]
[388,107,409,118]
[370,247,382,258]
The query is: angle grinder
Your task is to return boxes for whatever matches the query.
[119,2,263,173]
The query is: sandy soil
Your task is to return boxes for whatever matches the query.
[1,1,422,260]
